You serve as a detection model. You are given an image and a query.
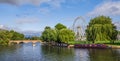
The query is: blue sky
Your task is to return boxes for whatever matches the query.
[0,0,120,33]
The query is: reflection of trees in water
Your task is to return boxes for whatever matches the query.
[88,49,120,61]
[0,45,20,61]
[41,45,74,61]
[0,45,18,53]
[112,49,120,60]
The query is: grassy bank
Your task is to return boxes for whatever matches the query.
[68,41,92,45]
[68,40,120,45]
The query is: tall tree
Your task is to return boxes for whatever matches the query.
[0,30,24,45]
[55,23,67,30]
[59,29,75,43]
[86,16,118,43]
[41,27,51,42]
[41,23,75,43]
[41,26,57,42]
[10,30,24,40]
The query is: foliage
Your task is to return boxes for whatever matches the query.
[41,26,57,42]
[86,16,118,43]
[0,40,9,46]
[58,29,75,43]
[0,30,24,45]
[30,36,40,40]
[25,36,40,40]
[0,30,12,41]
[41,23,75,43]
[118,31,120,34]
[10,30,24,40]
[55,23,67,30]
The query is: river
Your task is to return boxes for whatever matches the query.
[0,43,120,61]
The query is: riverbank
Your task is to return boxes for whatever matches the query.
[107,45,120,49]
[43,43,120,49]
[40,41,120,49]
[67,44,120,49]
[67,41,120,48]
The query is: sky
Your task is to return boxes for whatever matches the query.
[0,0,120,33]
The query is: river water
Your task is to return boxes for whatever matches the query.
[0,43,120,61]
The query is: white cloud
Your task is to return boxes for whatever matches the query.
[0,24,41,35]
[0,25,10,30]
[0,24,21,31]
[0,0,65,8]
[87,1,120,16]
[16,17,40,24]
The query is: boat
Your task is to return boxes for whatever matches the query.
[74,44,107,48]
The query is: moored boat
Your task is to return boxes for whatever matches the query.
[74,44,107,48]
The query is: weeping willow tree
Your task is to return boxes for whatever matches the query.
[58,29,75,43]
[86,16,118,43]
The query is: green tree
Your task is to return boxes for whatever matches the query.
[41,26,57,42]
[0,30,10,45]
[41,23,75,44]
[41,26,51,42]
[30,36,40,40]
[49,29,57,42]
[55,23,67,30]
[45,26,51,29]
[10,30,24,40]
[86,16,118,43]
[0,29,24,45]
[59,29,75,43]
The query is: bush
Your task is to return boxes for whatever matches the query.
[0,40,9,46]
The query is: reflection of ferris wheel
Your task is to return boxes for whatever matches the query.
[72,16,86,41]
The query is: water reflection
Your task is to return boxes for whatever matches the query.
[0,43,120,61]
[89,49,120,61]
[74,49,90,61]
[41,45,74,61]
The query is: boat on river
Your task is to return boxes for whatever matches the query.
[74,44,108,48]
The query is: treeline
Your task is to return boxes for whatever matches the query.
[41,23,75,43]
[25,36,40,40]
[41,16,119,44]
[0,29,24,45]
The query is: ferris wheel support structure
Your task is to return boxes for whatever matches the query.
[72,16,86,41]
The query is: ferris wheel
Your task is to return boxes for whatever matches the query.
[72,16,86,41]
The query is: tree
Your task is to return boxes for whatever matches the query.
[45,26,51,29]
[0,30,10,45]
[41,23,75,44]
[59,29,75,43]
[41,26,57,42]
[49,29,57,42]
[30,36,40,40]
[10,30,24,40]
[0,29,25,45]
[0,30,24,45]
[55,23,67,30]
[86,16,118,43]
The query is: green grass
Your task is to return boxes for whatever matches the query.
[68,41,93,45]
[95,41,110,44]
[105,40,120,45]
[68,40,120,45]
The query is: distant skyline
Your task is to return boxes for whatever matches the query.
[0,0,120,33]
